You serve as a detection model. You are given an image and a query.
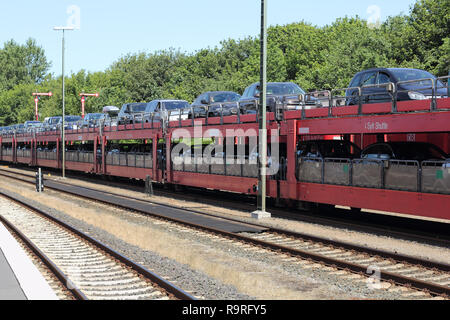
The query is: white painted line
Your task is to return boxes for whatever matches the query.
[0,222,58,300]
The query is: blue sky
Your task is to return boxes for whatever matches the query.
[0,0,417,75]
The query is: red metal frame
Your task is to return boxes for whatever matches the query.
[297,182,450,220]
[1,98,449,221]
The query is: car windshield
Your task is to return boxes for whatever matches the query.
[26,122,41,127]
[128,103,147,113]
[390,69,444,87]
[257,83,305,96]
[89,114,104,120]
[50,118,61,124]
[164,101,190,110]
[65,116,81,122]
[392,143,447,161]
[211,93,241,103]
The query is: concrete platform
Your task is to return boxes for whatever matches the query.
[0,222,58,300]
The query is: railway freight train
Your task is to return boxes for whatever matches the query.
[1,82,450,222]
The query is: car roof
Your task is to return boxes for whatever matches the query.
[151,99,189,103]
[354,67,428,75]
[251,82,298,85]
[204,91,239,95]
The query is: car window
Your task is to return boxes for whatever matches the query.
[128,103,147,113]
[255,83,305,96]
[362,72,377,86]
[194,94,207,105]
[377,73,391,85]
[65,116,81,122]
[164,101,190,110]
[89,114,104,120]
[211,92,240,103]
[390,69,434,82]
[389,69,444,87]
[363,145,382,157]
[242,87,251,99]
[248,85,256,98]
[147,101,158,112]
[350,74,363,88]
[364,145,393,158]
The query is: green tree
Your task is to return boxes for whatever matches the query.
[0,38,51,92]
[317,17,394,90]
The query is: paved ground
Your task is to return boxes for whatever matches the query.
[0,248,26,300]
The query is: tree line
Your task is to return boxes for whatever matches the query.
[0,0,448,126]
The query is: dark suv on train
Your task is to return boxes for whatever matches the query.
[190,91,241,118]
[118,100,190,124]
[239,82,321,114]
[361,142,449,162]
[297,140,362,159]
[345,68,448,105]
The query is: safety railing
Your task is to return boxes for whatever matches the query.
[16,149,31,158]
[395,78,435,110]
[297,157,450,195]
[172,154,271,179]
[2,148,13,157]
[36,150,57,160]
[65,151,94,163]
[421,160,450,195]
[323,158,352,186]
[297,157,324,184]
[105,152,153,169]
[385,160,420,192]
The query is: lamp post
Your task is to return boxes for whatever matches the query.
[53,26,74,178]
[252,0,270,219]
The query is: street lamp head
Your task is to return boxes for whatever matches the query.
[53,26,75,31]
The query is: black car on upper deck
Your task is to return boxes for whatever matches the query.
[346,68,448,105]
[361,142,449,162]
[297,140,362,159]
[190,91,241,118]
[239,82,321,114]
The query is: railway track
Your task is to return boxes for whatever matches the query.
[0,168,449,298]
[4,164,449,246]
[0,190,195,300]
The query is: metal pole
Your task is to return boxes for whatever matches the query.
[62,29,66,178]
[55,26,73,178]
[253,0,270,219]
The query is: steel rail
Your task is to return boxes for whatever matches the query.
[0,170,448,296]
[0,189,195,301]
[0,168,448,272]
[0,206,87,300]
